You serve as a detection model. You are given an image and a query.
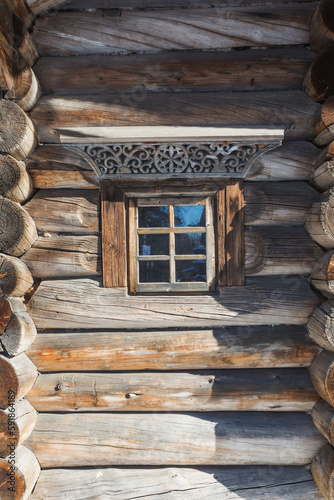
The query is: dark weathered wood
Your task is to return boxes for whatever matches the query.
[24,412,326,467]
[0,155,32,203]
[308,300,334,352]
[311,251,334,297]
[100,180,127,287]
[26,276,321,330]
[61,0,317,7]
[312,142,334,192]
[0,446,40,500]
[306,190,334,249]
[216,188,226,286]
[0,254,33,297]
[0,100,37,160]
[310,0,334,52]
[0,298,25,335]
[0,353,38,409]
[310,350,334,408]
[26,368,318,412]
[312,399,334,446]
[30,91,320,143]
[26,325,319,372]
[0,399,37,458]
[311,444,334,500]
[226,180,244,286]
[27,0,69,14]
[24,189,100,234]
[35,48,314,95]
[0,199,37,257]
[32,6,315,56]
[315,97,334,147]
[303,47,334,103]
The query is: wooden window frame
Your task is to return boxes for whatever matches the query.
[101,179,245,292]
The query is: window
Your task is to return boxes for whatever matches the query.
[128,197,215,293]
[100,179,245,293]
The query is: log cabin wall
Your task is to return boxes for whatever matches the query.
[2,0,334,498]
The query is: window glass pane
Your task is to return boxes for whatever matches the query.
[139,234,169,256]
[176,260,206,282]
[139,206,169,228]
[174,205,205,227]
[139,261,170,283]
[175,233,206,255]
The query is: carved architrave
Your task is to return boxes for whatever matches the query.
[65,142,281,179]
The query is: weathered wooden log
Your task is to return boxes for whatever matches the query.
[0,446,40,500]
[30,465,323,500]
[311,251,334,297]
[21,235,101,278]
[308,300,334,351]
[24,190,99,234]
[17,31,39,68]
[310,350,334,407]
[26,325,319,372]
[310,0,334,52]
[20,227,322,279]
[0,101,37,160]
[62,0,317,7]
[311,444,334,500]
[0,155,32,203]
[315,97,334,147]
[33,6,314,57]
[0,353,38,409]
[35,48,314,96]
[26,276,320,330]
[31,91,320,143]
[27,0,72,14]
[1,311,37,357]
[0,255,33,298]
[312,399,334,446]
[26,368,318,412]
[0,199,37,257]
[0,399,37,458]
[5,68,42,112]
[4,0,34,28]
[24,412,326,467]
[312,142,334,191]
[303,47,334,103]
[0,298,25,335]
[306,190,334,249]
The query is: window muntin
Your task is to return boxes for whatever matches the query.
[129,197,215,293]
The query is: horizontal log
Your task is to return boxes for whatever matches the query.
[0,255,33,298]
[312,399,334,446]
[0,199,37,257]
[24,412,326,467]
[0,155,32,203]
[30,91,320,143]
[310,350,334,407]
[30,465,323,500]
[0,446,40,500]
[0,100,37,160]
[311,444,334,500]
[312,142,334,191]
[315,97,334,147]
[311,251,334,297]
[310,0,334,52]
[26,368,318,412]
[0,399,37,458]
[33,6,315,56]
[61,0,317,8]
[303,47,334,103]
[24,190,99,234]
[26,325,319,372]
[308,300,334,351]
[306,190,334,249]
[20,227,322,279]
[26,276,321,330]
[35,48,314,95]
[0,353,38,409]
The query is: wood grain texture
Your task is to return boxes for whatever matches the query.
[308,300,334,352]
[306,190,334,249]
[61,0,318,7]
[0,254,33,297]
[0,100,37,160]
[310,0,334,52]
[100,180,127,287]
[30,466,324,500]
[0,446,40,500]
[226,180,244,286]
[303,47,334,103]
[0,155,33,203]
[32,6,316,56]
[26,276,321,330]
[24,412,326,467]
[0,400,37,458]
[312,399,334,446]
[30,91,320,143]
[0,199,37,257]
[0,353,38,409]
[310,350,334,408]
[34,48,314,95]
[311,251,334,298]
[26,369,318,412]
[26,325,319,372]
[311,444,334,500]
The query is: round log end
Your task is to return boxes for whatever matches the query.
[1,312,37,356]
[0,199,37,257]
[312,161,334,192]
[311,444,334,500]
[0,100,37,160]
[303,47,334,103]
[0,446,40,500]
[244,230,267,275]
[312,399,334,445]
[310,350,334,407]
[0,255,33,298]
[0,155,32,203]
[306,190,334,249]
[310,0,334,52]
[0,354,38,410]
[308,300,334,351]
